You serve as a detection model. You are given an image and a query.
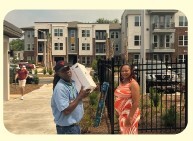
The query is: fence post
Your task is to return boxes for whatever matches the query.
[111,57,115,134]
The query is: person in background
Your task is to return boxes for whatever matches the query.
[15,65,28,100]
[114,64,140,134]
[51,60,90,134]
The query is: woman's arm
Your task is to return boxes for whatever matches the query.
[125,80,140,126]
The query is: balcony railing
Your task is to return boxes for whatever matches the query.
[153,22,175,30]
[152,43,174,49]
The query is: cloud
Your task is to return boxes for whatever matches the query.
[4,10,124,28]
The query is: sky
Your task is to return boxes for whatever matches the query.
[4,10,124,28]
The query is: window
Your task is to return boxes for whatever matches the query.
[87,57,91,65]
[82,43,90,50]
[82,57,86,64]
[70,30,75,37]
[81,56,91,65]
[179,16,188,27]
[111,32,114,38]
[159,35,164,47]
[38,43,43,52]
[86,43,90,50]
[153,54,159,60]
[178,55,187,63]
[165,15,171,28]
[27,31,30,38]
[178,35,188,46]
[164,54,170,62]
[54,43,63,50]
[54,28,63,36]
[71,43,75,51]
[32,44,34,50]
[82,43,86,50]
[96,43,105,53]
[153,15,159,28]
[153,35,158,47]
[96,30,106,40]
[54,43,59,50]
[32,32,34,37]
[59,43,63,50]
[27,44,30,50]
[111,32,118,38]
[115,44,119,51]
[82,30,90,37]
[134,35,141,46]
[133,54,140,62]
[165,35,170,48]
[135,16,141,26]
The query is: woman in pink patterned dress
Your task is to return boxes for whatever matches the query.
[114,64,140,134]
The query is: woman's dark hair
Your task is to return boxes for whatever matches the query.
[53,73,60,90]
[119,64,136,83]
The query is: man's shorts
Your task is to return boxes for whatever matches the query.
[18,80,26,87]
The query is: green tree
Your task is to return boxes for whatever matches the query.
[9,39,24,51]
[96,18,119,23]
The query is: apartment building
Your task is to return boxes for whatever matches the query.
[174,11,188,63]
[22,22,121,66]
[121,9,188,63]
[22,10,187,66]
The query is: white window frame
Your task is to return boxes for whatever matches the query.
[71,43,75,51]
[54,28,63,36]
[165,35,170,48]
[82,30,90,37]
[178,35,188,46]
[135,16,141,26]
[54,43,59,50]
[153,35,158,48]
[179,16,188,27]
[178,55,187,63]
[134,35,141,46]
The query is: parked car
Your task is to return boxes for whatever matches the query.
[171,64,186,92]
[10,64,36,84]
[134,60,178,92]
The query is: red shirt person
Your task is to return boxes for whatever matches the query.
[15,65,28,100]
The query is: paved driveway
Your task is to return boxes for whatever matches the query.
[3,82,56,134]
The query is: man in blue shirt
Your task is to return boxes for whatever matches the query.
[51,61,90,134]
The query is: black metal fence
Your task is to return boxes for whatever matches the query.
[97,58,187,134]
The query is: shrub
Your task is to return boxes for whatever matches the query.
[89,91,99,106]
[34,75,39,84]
[162,105,178,127]
[34,69,38,75]
[43,68,47,75]
[149,87,161,107]
[48,69,53,75]
[91,59,97,71]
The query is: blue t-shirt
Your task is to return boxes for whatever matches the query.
[51,79,84,126]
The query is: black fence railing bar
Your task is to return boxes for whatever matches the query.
[97,58,187,134]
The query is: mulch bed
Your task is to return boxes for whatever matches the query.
[10,83,43,94]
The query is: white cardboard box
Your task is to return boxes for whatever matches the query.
[71,63,97,93]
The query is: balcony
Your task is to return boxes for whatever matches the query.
[152,22,175,33]
[151,43,175,53]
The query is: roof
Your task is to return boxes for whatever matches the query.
[21,26,34,30]
[68,21,82,28]
[3,20,23,38]
[109,23,121,30]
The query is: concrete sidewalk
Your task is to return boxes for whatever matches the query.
[3,83,56,134]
